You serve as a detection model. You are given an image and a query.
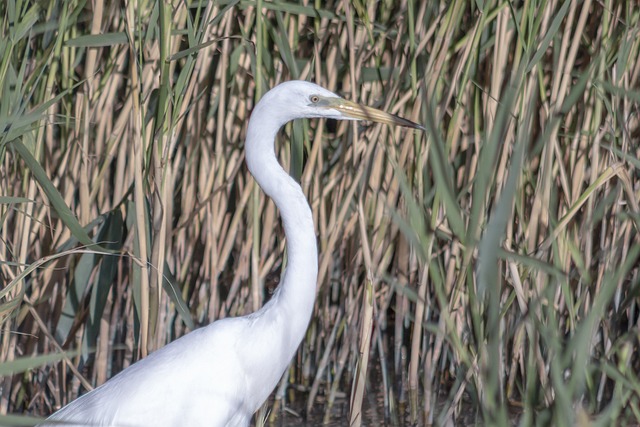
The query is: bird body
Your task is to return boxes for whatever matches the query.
[46,314,287,426]
[43,81,421,427]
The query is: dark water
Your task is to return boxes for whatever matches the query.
[258,377,475,426]
[259,368,490,427]
[262,392,388,427]
[266,397,482,427]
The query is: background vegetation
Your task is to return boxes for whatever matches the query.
[1,0,639,426]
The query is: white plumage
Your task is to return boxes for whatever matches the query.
[43,81,421,427]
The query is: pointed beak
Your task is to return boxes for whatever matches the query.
[323,98,425,130]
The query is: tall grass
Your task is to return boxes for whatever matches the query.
[1,1,639,426]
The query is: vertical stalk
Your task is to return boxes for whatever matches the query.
[349,201,375,427]
[126,0,150,358]
[79,0,103,223]
[148,0,173,352]
[250,0,265,314]
[409,252,431,423]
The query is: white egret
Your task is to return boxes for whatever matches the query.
[43,81,422,427]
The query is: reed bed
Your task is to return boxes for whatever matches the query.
[1,1,639,426]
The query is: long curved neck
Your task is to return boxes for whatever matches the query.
[244,103,318,348]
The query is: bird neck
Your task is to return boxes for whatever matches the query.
[245,110,319,340]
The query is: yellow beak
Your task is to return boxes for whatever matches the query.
[323,98,424,130]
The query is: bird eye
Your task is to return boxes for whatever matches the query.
[310,95,320,103]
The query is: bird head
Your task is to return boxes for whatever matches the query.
[254,80,424,130]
